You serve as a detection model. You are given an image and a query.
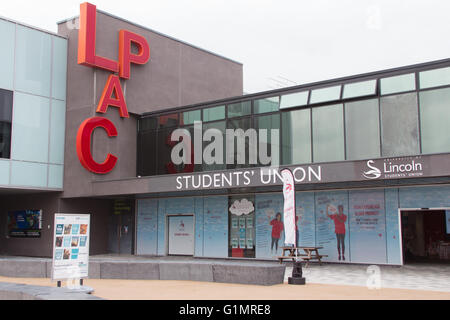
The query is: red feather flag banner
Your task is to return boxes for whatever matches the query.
[281,168,296,246]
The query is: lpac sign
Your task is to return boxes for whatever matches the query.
[76,2,150,174]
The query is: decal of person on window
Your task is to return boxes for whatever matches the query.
[326,204,347,261]
[270,212,284,254]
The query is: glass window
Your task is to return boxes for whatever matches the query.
[157,127,180,174]
[52,36,68,101]
[310,85,341,104]
[380,73,416,95]
[0,160,9,185]
[312,104,345,162]
[419,67,450,89]
[227,101,251,118]
[181,110,201,125]
[419,88,450,154]
[226,117,252,168]
[11,161,47,187]
[137,130,158,176]
[11,92,50,163]
[203,105,225,122]
[380,93,420,157]
[0,89,13,159]
[48,164,63,189]
[203,121,226,171]
[254,96,279,114]
[345,99,380,160]
[0,19,15,91]
[343,80,377,99]
[158,113,179,129]
[15,25,52,97]
[228,195,255,258]
[49,100,66,164]
[280,91,309,109]
[255,114,280,166]
[139,117,158,131]
[282,108,311,165]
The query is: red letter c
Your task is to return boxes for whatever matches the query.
[76,117,118,174]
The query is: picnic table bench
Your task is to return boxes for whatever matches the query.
[277,246,327,267]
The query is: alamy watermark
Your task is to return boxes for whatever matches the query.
[170,121,280,168]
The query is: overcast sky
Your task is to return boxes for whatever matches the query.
[2,0,450,93]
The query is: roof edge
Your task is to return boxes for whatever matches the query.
[57,10,242,66]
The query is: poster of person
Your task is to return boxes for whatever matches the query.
[52,214,90,281]
[71,236,79,247]
[255,193,284,258]
[63,249,71,260]
[315,191,349,262]
[80,224,88,235]
[63,224,72,235]
[55,237,63,248]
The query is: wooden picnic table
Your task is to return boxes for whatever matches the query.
[277,246,327,267]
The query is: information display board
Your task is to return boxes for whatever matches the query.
[7,210,42,238]
[51,214,90,280]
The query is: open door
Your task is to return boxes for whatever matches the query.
[401,209,450,263]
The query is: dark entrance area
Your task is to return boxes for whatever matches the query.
[401,209,450,264]
[108,199,135,254]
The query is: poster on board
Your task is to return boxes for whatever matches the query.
[52,214,90,280]
[7,210,42,238]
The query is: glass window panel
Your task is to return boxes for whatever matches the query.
[11,161,47,187]
[280,91,309,109]
[380,73,416,95]
[181,109,201,125]
[15,25,52,97]
[139,117,158,131]
[226,117,252,168]
[49,100,66,164]
[282,108,311,165]
[254,96,279,114]
[48,164,63,189]
[419,88,450,154]
[0,89,13,159]
[52,36,68,101]
[227,101,251,118]
[203,121,226,171]
[419,67,450,89]
[310,86,341,104]
[343,80,377,99]
[203,105,225,122]
[312,104,345,162]
[0,20,15,91]
[158,113,179,128]
[157,128,178,174]
[380,93,420,157]
[11,92,50,163]
[138,130,158,176]
[0,160,9,185]
[255,114,280,166]
[345,99,380,160]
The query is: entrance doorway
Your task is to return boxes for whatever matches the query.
[401,209,450,264]
[167,215,194,256]
[108,199,134,254]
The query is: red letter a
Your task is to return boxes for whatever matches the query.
[97,75,129,118]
